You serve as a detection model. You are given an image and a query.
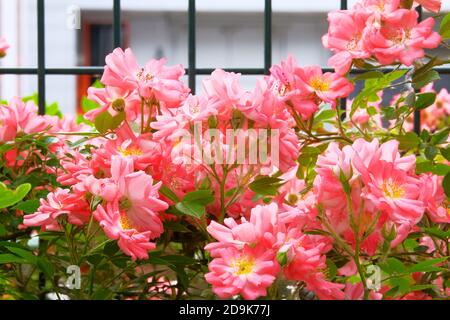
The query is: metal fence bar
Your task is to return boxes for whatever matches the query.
[414,6,423,134]
[188,0,197,94]
[37,0,46,115]
[2,66,450,75]
[264,0,272,75]
[113,0,122,48]
[339,0,348,119]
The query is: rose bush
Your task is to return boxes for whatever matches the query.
[0,0,449,300]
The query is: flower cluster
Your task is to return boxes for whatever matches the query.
[323,0,442,74]
[205,203,346,300]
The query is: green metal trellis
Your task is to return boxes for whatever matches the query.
[0,0,448,134]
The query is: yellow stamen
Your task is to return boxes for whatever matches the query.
[310,76,330,92]
[119,146,143,157]
[382,180,405,199]
[232,257,255,276]
[119,212,134,230]
[189,103,200,115]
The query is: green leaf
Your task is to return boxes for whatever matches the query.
[46,102,62,118]
[380,257,406,274]
[175,266,189,291]
[81,96,100,113]
[0,183,32,209]
[408,257,448,273]
[91,288,113,300]
[351,70,406,118]
[397,132,420,150]
[400,0,413,9]
[389,276,413,294]
[412,70,440,90]
[403,239,418,251]
[415,92,436,110]
[0,254,27,264]
[424,145,438,161]
[183,190,214,206]
[430,164,450,176]
[422,227,450,240]
[352,71,384,81]
[276,251,288,267]
[175,201,205,219]
[443,172,450,198]
[86,254,103,265]
[37,258,54,279]
[158,255,196,265]
[440,12,450,39]
[94,111,125,134]
[338,170,351,195]
[103,241,119,257]
[314,109,335,122]
[174,190,215,219]
[159,185,180,203]
[441,147,450,161]
[382,106,397,120]
[13,199,40,213]
[249,176,284,196]
[6,247,37,264]
[0,143,14,153]
[430,128,449,145]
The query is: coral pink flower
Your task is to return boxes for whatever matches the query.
[101,48,141,91]
[202,69,244,120]
[88,156,168,260]
[297,66,354,108]
[141,58,190,106]
[205,243,279,300]
[355,0,401,15]
[344,283,383,300]
[57,149,98,187]
[85,86,140,122]
[415,0,441,13]
[92,156,169,239]
[268,55,319,119]
[23,188,90,231]
[361,161,424,225]
[179,94,217,122]
[419,173,449,224]
[323,10,371,74]
[364,9,441,66]
[0,97,48,141]
[351,138,416,178]
[101,48,189,106]
[0,37,10,57]
[240,78,292,125]
[279,228,345,299]
[205,203,279,254]
[94,201,157,261]
[92,123,160,171]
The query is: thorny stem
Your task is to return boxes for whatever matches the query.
[140,97,145,134]
[345,193,369,300]
[287,100,353,144]
[218,166,229,223]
